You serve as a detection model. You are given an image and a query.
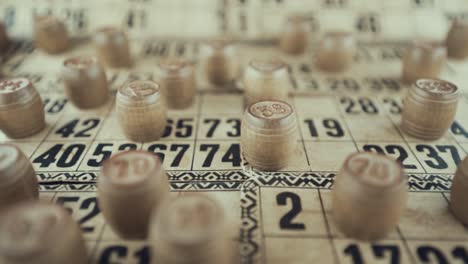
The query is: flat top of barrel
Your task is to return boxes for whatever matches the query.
[250,58,285,72]
[0,144,19,172]
[249,100,293,120]
[101,150,160,187]
[0,203,66,258]
[159,195,223,244]
[158,57,190,72]
[64,56,97,69]
[345,152,405,188]
[0,78,30,94]
[119,80,160,99]
[415,78,458,97]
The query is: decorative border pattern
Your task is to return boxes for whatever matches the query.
[37,170,453,263]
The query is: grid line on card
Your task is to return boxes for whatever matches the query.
[332,95,360,152]
[291,95,311,168]
[190,94,203,170]
[28,95,70,163]
[318,189,341,264]
[75,99,116,171]
[396,226,417,264]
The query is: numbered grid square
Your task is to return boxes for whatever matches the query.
[78,141,143,171]
[260,187,328,237]
[197,115,242,140]
[31,141,91,171]
[53,192,105,241]
[297,116,352,141]
[141,141,194,171]
[334,240,413,264]
[407,142,466,174]
[355,142,425,173]
[193,141,241,171]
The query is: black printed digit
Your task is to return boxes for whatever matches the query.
[276,192,305,230]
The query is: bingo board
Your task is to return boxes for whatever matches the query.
[1,0,468,263]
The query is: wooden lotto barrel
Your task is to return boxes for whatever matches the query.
[61,56,109,109]
[0,202,87,264]
[315,31,357,72]
[156,57,196,109]
[241,100,298,171]
[401,41,446,84]
[94,27,132,68]
[0,144,38,213]
[34,16,69,54]
[200,37,239,86]
[332,152,407,241]
[98,150,170,239]
[0,77,45,138]
[116,80,167,142]
[450,156,468,225]
[243,57,291,106]
[150,194,236,264]
[279,14,311,55]
[446,19,468,59]
[0,23,9,53]
[401,78,459,140]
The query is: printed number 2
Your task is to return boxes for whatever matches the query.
[276,192,305,230]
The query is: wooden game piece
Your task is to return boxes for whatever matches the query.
[0,144,38,213]
[401,41,446,84]
[150,194,235,264]
[0,23,9,53]
[243,57,290,105]
[332,152,407,241]
[401,78,459,140]
[446,19,468,59]
[33,16,69,54]
[94,27,131,68]
[279,14,310,55]
[116,80,167,142]
[315,31,356,72]
[0,202,88,264]
[241,100,298,171]
[200,37,239,86]
[61,56,109,109]
[450,156,468,225]
[98,150,170,239]
[156,57,196,109]
[0,77,45,138]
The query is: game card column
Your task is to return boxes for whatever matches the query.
[259,187,336,263]
[294,95,357,172]
[194,93,243,171]
[29,97,114,246]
